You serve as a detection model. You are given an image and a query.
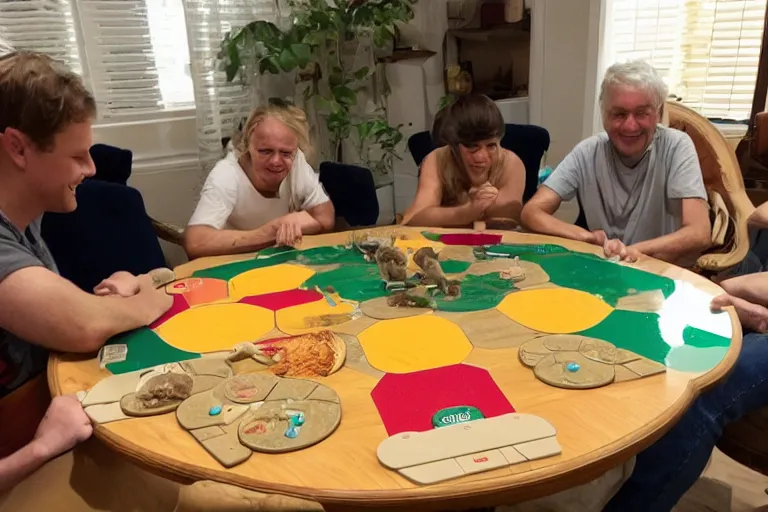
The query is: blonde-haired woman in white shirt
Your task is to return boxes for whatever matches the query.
[183,101,335,259]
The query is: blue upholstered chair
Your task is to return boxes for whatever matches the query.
[40,144,175,292]
[406,123,551,203]
[318,162,380,227]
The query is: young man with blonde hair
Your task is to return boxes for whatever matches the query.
[0,50,172,491]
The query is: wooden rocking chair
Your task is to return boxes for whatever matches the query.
[664,100,756,273]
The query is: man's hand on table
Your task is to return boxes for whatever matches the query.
[602,238,641,263]
[711,293,768,333]
[93,271,146,297]
[579,230,641,263]
[32,395,93,460]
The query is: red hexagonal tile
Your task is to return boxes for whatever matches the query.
[239,288,323,311]
[439,233,502,246]
[371,364,515,435]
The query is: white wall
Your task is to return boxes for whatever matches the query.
[530,0,596,166]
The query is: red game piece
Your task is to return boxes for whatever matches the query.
[440,233,503,246]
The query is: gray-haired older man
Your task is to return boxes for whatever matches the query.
[521,60,711,267]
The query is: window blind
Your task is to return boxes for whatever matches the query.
[607,0,766,121]
[0,0,82,75]
[1,0,194,120]
[678,0,767,120]
[182,0,283,172]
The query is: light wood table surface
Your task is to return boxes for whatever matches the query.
[48,227,741,511]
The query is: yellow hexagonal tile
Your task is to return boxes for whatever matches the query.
[358,314,472,373]
[276,296,359,336]
[155,303,275,353]
[228,263,315,301]
[497,287,613,334]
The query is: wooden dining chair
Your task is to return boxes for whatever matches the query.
[664,100,756,274]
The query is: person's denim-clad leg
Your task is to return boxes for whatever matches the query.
[603,332,768,512]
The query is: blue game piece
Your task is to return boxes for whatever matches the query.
[566,362,580,372]
[209,405,222,416]
[285,426,299,438]
[291,412,305,427]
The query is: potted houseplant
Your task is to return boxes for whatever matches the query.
[217,0,415,189]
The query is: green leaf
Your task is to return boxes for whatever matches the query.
[250,20,281,43]
[353,66,370,80]
[277,48,299,72]
[225,44,241,82]
[332,85,357,106]
[315,95,342,114]
[356,122,373,140]
[302,31,327,46]
[290,43,312,68]
[259,56,281,75]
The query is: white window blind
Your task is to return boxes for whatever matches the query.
[607,0,767,121]
[0,0,82,75]
[0,0,195,120]
[182,0,284,172]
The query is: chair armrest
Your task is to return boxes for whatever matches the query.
[151,217,184,246]
[696,188,755,272]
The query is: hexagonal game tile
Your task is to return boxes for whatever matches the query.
[166,277,229,307]
[371,364,515,435]
[497,287,613,334]
[155,303,275,353]
[435,309,542,349]
[228,264,315,301]
[239,288,322,311]
[358,315,472,374]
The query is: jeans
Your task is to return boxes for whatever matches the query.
[603,332,768,512]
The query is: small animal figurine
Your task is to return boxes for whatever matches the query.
[375,246,408,282]
[413,247,450,293]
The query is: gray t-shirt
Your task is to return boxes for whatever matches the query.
[543,125,707,245]
[0,211,57,399]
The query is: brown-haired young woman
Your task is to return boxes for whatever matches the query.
[401,94,525,227]
[184,101,335,259]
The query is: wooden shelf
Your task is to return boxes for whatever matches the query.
[377,49,437,63]
[448,25,529,43]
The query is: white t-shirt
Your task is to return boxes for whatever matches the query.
[188,150,330,230]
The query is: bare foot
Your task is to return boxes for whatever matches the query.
[711,293,768,333]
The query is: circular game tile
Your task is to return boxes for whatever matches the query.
[533,352,615,389]
[238,381,341,453]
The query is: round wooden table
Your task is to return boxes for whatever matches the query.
[48,228,741,512]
